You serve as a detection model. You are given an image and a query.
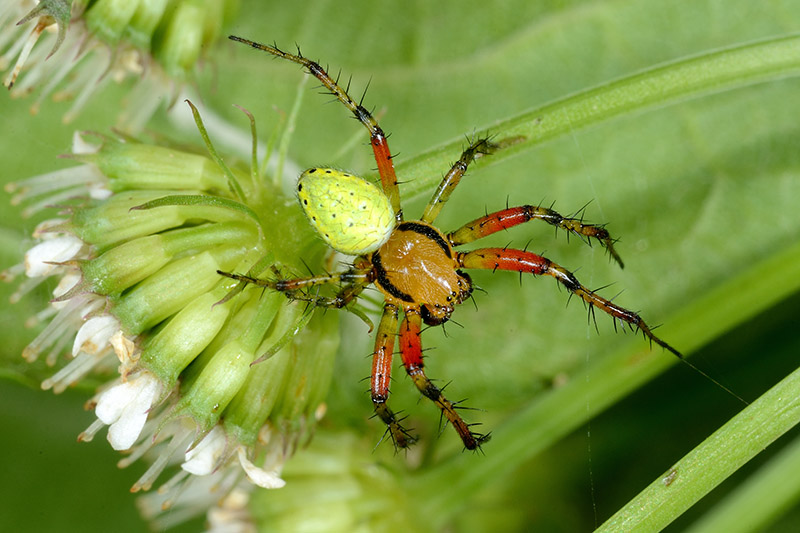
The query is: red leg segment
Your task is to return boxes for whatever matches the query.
[399,308,489,450]
[371,133,402,220]
[448,205,624,268]
[458,248,680,356]
[370,304,413,448]
[229,36,402,219]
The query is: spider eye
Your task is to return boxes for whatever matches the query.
[297,168,395,255]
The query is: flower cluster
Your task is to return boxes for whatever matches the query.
[3,106,339,527]
[1,0,237,128]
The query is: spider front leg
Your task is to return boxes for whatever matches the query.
[449,205,625,268]
[458,248,680,356]
[229,36,402,219]
[399,308,490,450]
[217,266,371,310]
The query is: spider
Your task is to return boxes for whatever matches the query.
[222,36,683,450]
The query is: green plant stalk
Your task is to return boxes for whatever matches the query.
[410,238,800,527]
[275,75,308,188]
[394,33,800,199]
[598,363,800,532]
[684,432,800,533]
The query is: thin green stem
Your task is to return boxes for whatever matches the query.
[276,75,308,187]
[260,110,285,184]
[132,194,260,226]
[394,33,800,200]
[186,100,247,202]
[598,364,800,532]
[684,432,800,533]
[233,104,260,188]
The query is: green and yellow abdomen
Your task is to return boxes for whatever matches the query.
[297,168,395,255]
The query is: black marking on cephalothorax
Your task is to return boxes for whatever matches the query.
[371,251,414,302]
[397,221,452,258]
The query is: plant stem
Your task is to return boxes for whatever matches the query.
[684,432,800,533]
[396,33,800,200]
[597,364,800,532]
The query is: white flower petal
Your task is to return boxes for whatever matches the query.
[182,426,227,476]
[32,219,68,238]
[88,183,113,200]
[72,315,120,355]
[52,271,81,301]
[71,131,101,155]
[24,235,83,277]
[95,372,162,450]
[237,448,286,489]
[107,405,150,451]
[95,380,137,425]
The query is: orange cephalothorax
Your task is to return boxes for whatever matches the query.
[371,221,472,325]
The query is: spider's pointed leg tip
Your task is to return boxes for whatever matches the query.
[668,345,684,359]
[464,431,492,451]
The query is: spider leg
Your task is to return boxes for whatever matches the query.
[399,308,490,450]
[457,248,678,356]
[217,266,371,310]
[448,205,625,268]
[371,303,415,448]
[229,36,402,220]
[421,138,498,224]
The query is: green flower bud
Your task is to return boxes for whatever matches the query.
[223,343,294,447]
[270,310,339,436]
[155,1,205,78]
[113,245,247,334]
[127,0,170,49]
[81,221,258,295]
[138,275,252,386]
[84,0,139,44]
[71,189,257,250]
[2,0,238,127]
[177,338,256,433]
[221,303,335,446]
[74,140,230,193]
[71,190,201,249]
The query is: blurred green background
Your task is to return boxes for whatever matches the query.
[1,1,799,531]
